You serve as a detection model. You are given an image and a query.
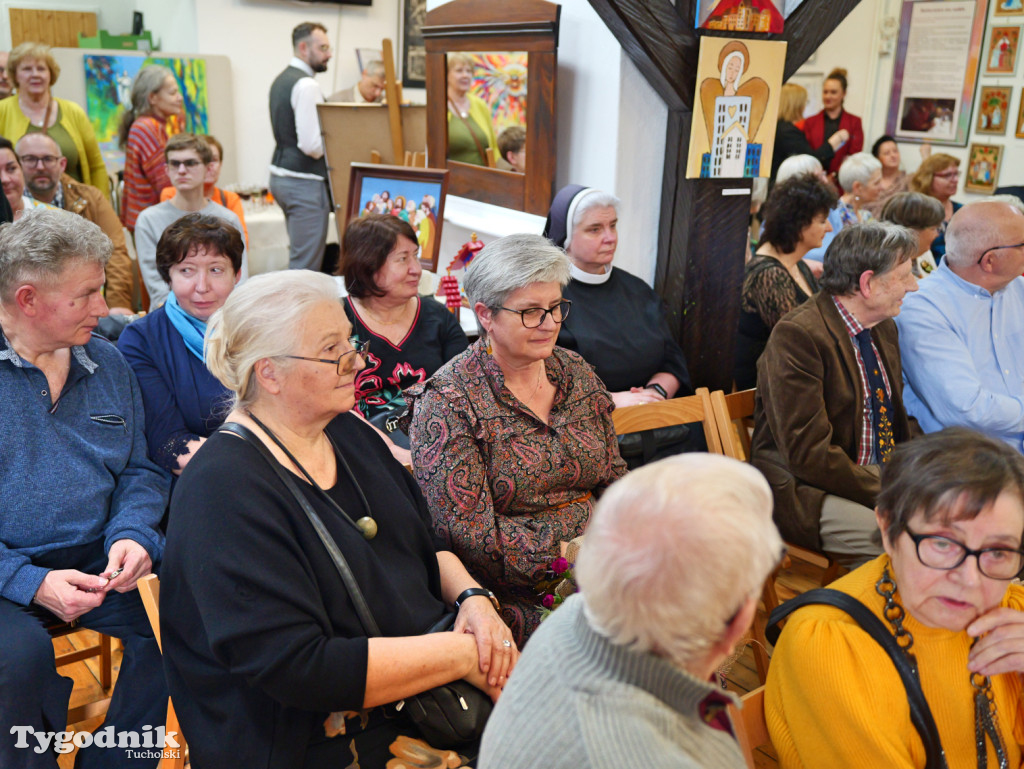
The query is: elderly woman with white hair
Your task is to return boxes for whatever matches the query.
[836,151,883,228]
[161,270,518,768]
[478,453,784,768]
[405,234,628,645]
[543,184,692,410]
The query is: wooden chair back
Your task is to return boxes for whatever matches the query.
[48,620,114,724]
[137,574,188,769]
[729,686,770,769]
[710,388,755,461]
[612,386,717,449]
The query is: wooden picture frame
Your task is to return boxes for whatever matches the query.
[423,0,559,216]
[1016,88,1024,138]
[964,143,1002,194]
[346,163,449,271]
[400,0,427,89]
[995,0,1024,16]
[975,86,1011,135]
[985,26,1021,75]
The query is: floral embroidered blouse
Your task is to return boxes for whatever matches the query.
[404,340,627,644]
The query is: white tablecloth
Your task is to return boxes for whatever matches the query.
[245,206,339,275]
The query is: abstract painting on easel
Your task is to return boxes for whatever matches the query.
[686,37,786,179]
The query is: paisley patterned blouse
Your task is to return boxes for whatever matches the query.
[404,340,627,645]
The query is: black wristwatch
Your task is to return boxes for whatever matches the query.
[646,382,668,399]
[454,587,500,612]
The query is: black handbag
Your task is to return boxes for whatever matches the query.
[367,406,411,450]
[218,422,491,748]
[768,589,947,769]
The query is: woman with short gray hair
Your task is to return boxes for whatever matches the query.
[405,233,627,645]
[836,151,883,229]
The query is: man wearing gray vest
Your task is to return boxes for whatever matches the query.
[268,22,332,272]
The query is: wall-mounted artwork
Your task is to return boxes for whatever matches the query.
[964,143,1002,194]
[401,0,427,89]
[687,38,786,179]
[996,0,1024,16]
[84,54,209,172]
[975,86,1010,134]
[464,51,528,136]
[1016,89,1024,137]
[985,26,1020,75]
[698,0,784,32]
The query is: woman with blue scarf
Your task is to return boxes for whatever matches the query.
[119,213,241,477]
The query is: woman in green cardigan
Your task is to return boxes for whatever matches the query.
[445,53,497,167]
[0,42,109,196]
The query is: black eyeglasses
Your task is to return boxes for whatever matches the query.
[977,241,1024,265]
[284,338,370,375]
[496,299,571,328]
[905,528,1024,580]
[168,159,204,170]
[18,154,60,168]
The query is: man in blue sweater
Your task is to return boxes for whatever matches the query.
[0,209,171,768]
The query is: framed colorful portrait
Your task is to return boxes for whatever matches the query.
[1017,89,1024,137]
[346,163,449,270]
[985,26,1021,75]
[975,86,1011,134]
[995,0,1024,16]
[964,143,1002,194]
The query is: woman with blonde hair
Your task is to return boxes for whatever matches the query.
[0,42,109,194]
[909,153,962,262]
[445,52,497,166]
[161,270,516,767]
[771,82,848,182]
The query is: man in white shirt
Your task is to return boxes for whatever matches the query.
[329,60,386,103]
[268,22,333,271]
[896,200,1024,452]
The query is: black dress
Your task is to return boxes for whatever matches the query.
[161,413,470,769]
[733,254,817,390]
[558,268,692,394]
[345,297,468,421]
[770,119,835,183]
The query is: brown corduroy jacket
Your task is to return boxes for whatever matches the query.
[61,174,134,310]
[750,291,920,550]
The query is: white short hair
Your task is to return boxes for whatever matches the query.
[576,454,782,671]
[205,270,342,410]
[838,151,882,192]
[776,154,822,183]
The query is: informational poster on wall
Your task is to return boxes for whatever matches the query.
[885,0,987,146]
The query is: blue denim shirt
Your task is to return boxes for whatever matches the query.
[896,262,1024,452]
[0,329,170,605]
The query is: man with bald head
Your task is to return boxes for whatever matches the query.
[16,132,134,313]
[896,200,1024,452]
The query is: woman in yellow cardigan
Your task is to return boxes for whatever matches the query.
[767,428,1024,769]
[445,52,497,167]
[0,42,109,196]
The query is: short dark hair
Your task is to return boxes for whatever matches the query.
[760,175,837,253]
[155,213,244,284]
[339,214,419,298]
[0,136,16,160]
[498,126,526,159]
[164,133,212,164]
[880,191,944,230]
[871,134,896,159]
[293,22,326,47]
[819,221,917,296]
[877,427,1024,547]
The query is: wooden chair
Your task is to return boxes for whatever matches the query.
[137,575,188,769]
[709,388,843,683]
[48,620,115,724]
[728,686,770,769]
[611,386,717,448]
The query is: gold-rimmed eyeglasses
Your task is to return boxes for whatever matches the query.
[284,338,370,375]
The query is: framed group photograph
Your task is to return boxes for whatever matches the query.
[346,163,449,270]
[975,86,1011,134]
[985,26,1021,75]
[964,144,1002,194]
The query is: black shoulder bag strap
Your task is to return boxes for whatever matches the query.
[217,421,382,637]
[767,589,947,769]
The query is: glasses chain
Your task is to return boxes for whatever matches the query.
[876,565,1006,769]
